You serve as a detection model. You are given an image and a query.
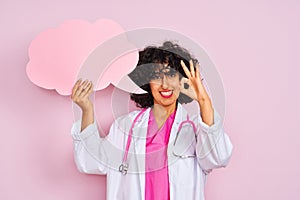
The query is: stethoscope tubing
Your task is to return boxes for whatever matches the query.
[119,108,197,175]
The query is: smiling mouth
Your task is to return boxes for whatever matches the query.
[160,90,173,98]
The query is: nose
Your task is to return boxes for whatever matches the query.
[161,75,169,89]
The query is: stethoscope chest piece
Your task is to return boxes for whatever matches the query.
[119,163,128,175]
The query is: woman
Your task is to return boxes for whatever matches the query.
[71,41,233,200]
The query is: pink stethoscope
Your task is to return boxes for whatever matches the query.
[119,108,197,175]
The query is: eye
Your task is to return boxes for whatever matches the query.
[166,71,177,78]
[151,73,162,80]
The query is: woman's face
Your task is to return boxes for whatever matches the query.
[149,65,181,108]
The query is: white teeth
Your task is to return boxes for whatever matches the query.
[160,91,172,96]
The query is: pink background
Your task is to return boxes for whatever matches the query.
[1,0,299,199]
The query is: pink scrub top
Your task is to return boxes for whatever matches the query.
[145,109,176,200]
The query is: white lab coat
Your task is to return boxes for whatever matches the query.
[71,103,233,200]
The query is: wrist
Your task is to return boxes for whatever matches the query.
[82,103,94,113]
[196,94,211,103]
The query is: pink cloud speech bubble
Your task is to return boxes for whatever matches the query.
[26,19,140,95]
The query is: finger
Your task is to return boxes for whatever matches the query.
[71,79,82,98]
[79,81,91,97]
[74,80,89,97]
[82,82,93,99]
[181,60,191,78]
[81,80,90,89]
[195,63,200,78]
[82,82,94,99]
[196,64,205,82]
[79,80,90,91]
[189,60,195,77]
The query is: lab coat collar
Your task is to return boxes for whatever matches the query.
[131,103,188,165]
[132,103,187,142]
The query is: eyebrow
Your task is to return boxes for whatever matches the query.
[154,66,174,72]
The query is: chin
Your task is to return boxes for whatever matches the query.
[156,99,177,107]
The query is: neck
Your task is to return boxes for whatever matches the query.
[152,102,176,119]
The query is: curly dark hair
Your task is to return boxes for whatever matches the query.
[128,41,198,108]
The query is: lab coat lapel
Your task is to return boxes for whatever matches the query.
[169,104,185,142]
[167,104,188,176]
[132,107,150,152]
[131,108,150,198]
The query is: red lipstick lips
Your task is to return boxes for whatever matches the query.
[159,90,173,98]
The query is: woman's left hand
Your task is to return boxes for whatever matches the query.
[180,60,209,102]
[180,60,214,126]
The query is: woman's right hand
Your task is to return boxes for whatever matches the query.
[71,79,94,112]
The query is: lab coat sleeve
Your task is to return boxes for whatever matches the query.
[194,109,233,172]
[71,119,109,175]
